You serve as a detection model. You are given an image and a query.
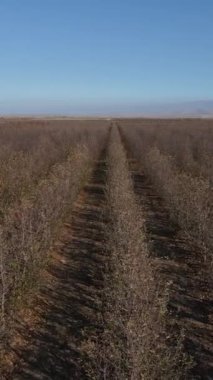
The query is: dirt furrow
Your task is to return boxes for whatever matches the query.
[3,157,107,380]
[129,158,213,380]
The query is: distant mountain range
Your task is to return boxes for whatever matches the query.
[149,100,213,117]
[1,100,213,118]
[110,100,213,118]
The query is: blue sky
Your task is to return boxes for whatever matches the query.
[0,0,213,114]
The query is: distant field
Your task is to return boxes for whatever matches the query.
[0,118,212,379]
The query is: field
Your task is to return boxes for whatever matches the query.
[0,118,212,379]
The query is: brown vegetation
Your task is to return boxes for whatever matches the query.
[0,119,108,352]
[119,118,213,181]
[0,118,211,379]
[0,119,104,212]
[120,119,213,261]
[90,126,190,379]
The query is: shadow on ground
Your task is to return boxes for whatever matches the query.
[131,160,213,380]
[8,159,107,380]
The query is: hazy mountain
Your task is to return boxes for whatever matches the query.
[1,100,213,118]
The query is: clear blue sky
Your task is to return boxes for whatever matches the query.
[0,0,213,114]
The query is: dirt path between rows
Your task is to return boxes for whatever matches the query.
[129,158,213,380]
[3,157,107,380]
